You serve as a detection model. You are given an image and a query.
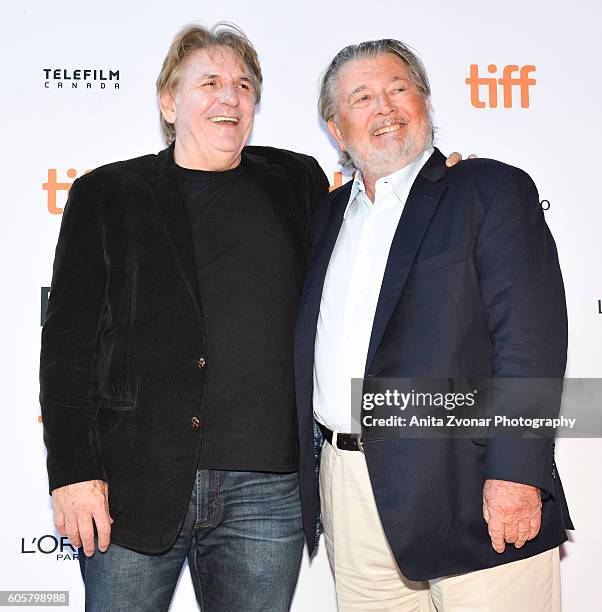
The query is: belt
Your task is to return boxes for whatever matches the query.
[318,423,364,452]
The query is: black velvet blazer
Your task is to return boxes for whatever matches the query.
[40,144,329,553]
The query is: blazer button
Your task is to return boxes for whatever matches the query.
[197,357,206,369]
[191,417,201,429]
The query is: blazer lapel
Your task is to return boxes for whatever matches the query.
[364,149,448,372]
[148,145,204,327]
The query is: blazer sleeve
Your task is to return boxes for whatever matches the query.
[307,156,330,216]
[474,167,567,494]
[307,159,332,250]
[40,175,108,493]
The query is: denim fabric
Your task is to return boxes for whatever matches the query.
[80,470,304,611]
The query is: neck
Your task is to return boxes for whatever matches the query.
[359,147,431,202]
[360,164,402,203]
[174,139,242,171]
[361,170,379,203]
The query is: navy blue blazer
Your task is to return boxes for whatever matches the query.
[294,148,573,580]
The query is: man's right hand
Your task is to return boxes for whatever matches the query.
[51,479,113,556]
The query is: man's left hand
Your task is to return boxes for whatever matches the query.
[482,479,542,553]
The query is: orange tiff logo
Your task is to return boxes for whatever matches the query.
[43,168,91,214]
[330,172,347,192]
[44,169,349,210]
[465,64,536,108]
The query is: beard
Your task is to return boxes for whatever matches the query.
[344,114,434,178]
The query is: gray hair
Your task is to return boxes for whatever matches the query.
[318,39,432,169]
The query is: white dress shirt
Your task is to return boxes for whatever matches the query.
[313,147,434,433]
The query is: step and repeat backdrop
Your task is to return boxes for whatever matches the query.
[1,0,600,609]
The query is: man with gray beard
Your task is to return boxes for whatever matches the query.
[294,40,572,611]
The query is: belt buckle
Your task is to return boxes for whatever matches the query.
[356,433,364,453]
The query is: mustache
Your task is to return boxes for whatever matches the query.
[370,118,408,133]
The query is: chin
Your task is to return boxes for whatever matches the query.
[211,140,244,153]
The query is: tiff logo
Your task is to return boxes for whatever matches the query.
[43,168,91,214]
[466,64,536,108]
[330,171,351,192]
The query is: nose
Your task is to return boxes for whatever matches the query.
[219,83,239,107]
[374,91,396,115]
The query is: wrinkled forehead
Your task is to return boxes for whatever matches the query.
[336,52,415,96]
[179,46,252,80]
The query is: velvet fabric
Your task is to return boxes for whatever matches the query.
[40,143,329,553]
[295,149,573,580]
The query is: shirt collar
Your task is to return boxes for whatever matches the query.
[344,146,434,218]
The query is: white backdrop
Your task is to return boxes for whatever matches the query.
[1,0,600,609]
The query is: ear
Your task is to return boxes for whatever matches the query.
[159,89,177,124]
[327,119,346,152]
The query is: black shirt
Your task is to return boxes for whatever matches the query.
[177,156,301,472]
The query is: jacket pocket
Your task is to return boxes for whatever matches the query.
[96,397,134,411]
[95,398,134,440]
[410,246,469,277]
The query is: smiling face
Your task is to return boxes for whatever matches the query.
[160,46,256,170]
[327,52,432,180]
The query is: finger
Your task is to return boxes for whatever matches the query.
[514,518,531,549]
[487,518,506,553]
[64,513,82,549]
[101,483,114,524]
[468,154,478,159]
[77,514,96,557]
[445,152,462,167]
[482,499,489,523]
[53,510,66,536]
[528,509,542,540]
[504,520,519,544]
[94,510,112,553]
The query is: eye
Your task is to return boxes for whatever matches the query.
[392,87,406,94]
[238,82,251,91]
[202,81,216,87]
[353,94,370,105]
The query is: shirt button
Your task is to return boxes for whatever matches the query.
[191,417,201,429]
[197,357,206,369]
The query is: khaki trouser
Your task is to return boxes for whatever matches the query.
[319,436,561,612]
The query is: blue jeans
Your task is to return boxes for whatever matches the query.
[79,470,304,611]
